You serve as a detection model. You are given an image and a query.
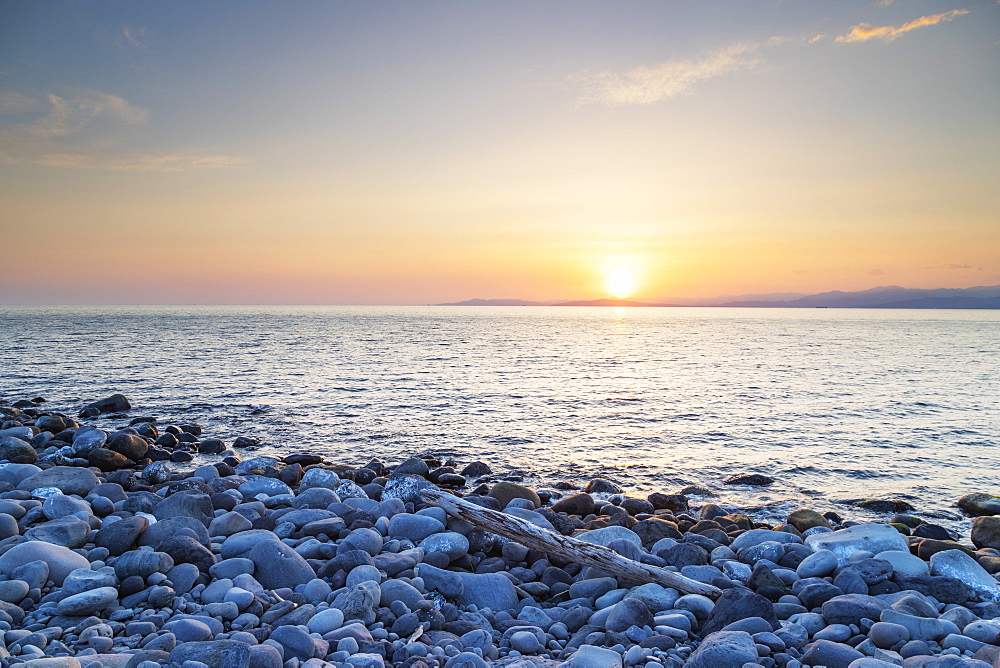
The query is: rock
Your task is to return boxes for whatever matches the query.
[797,549,839,578]
[56,586,118,615]
[958,493,1000,517]
[382,473,437,503]
[159,534,217,573]
[420,532,469,560]
[685,630,758,668]
[880,609,954,641]
[565,644,624,668]
[248,539,316,589]
[869,621,911,649]
[79,393,131,415]
[387,513,445,542]
[647,492,688,512]
[585,478,624,495]
[26,517,91,548]
[153,491,214,527]
[0,435,38,463]
[787,509,830,532]
[929,549,1000,601]
[168,640,251,667]
[856,499,914,513]
[274,626,324,662]
[0,462,42,487]
[700,587,778,636]
[800,639,864,668]
[730,529,801,551]
[489,481,541,508]
[140,516,210,550]
[625,583,679,613]
[87,448,130,471]
[116,548,172,581]
[550,493,595,516]
[62,568,116,595]
[0,540,90,585]
[821,594,889,626]
[723,473,773,485]
[606,597,654,632]
[307,607,345,634]
[804,523,908,566]
[971,516,1000,550]
[141,461,171,484]
[108,432,148,461]
[393,457,430,477]
[459,570,517,611]
[578,525,642,548]
[873,550,928,576]
[333,581,380,624]
[17,466,99,496]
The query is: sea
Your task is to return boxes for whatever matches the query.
[2,305,998,533]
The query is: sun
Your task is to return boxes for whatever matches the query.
[606,267,636,299]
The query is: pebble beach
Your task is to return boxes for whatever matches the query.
[2,394,1000,668]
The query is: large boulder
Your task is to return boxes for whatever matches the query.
[958,493,1000,517]
[803,523,908,566]
[0,436,37,464]
[17,466,99,496]
[685,631,758,668]
[700,587,778,636]
[79,393,131,416]
[971,516,1000,550]
[0,541,90,585]
[248,540,316,590]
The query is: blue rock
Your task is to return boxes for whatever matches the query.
[685,631,757,668]
[168,640,251,667]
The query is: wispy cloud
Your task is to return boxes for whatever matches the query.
[121,25,149,51]
[948,263,973,269]
[868,268,884,276]
[836,10,969,43]
[0,90,246,172]
[568,43,763,107]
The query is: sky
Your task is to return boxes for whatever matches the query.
[1,1,998,304]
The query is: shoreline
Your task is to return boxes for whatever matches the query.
[1,394,999,667]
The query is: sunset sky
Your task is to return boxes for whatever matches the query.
[1,1,997,304]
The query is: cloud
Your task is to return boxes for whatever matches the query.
[568,43,763,106]
[868,268,884,276]
[836,10,969,43]
[0,92,44,115]
[947,264,973,269]
[0,90,245,171]
[121,25,149,50]
[793,269,809,275]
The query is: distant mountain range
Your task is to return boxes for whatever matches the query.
[438,285,1000,309]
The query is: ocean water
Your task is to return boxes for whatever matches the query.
[2,305,998,531]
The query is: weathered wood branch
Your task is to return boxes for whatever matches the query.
[420,488,722,600]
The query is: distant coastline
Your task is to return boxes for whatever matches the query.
[438,284,1000,309]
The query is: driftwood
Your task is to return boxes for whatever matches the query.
[420,488,722,600]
